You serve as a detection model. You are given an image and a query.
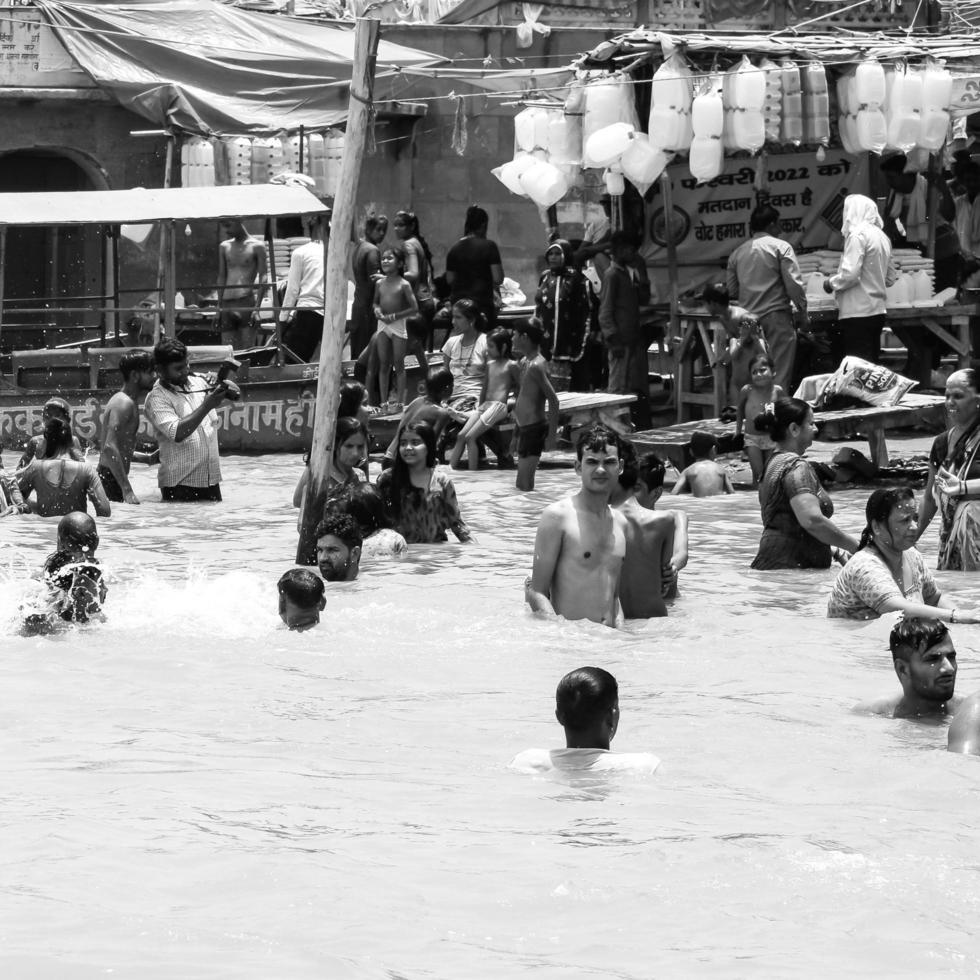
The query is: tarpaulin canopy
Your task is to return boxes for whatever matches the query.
[0,184,329,226]
[437,0,597,24]
[32,0,442,136]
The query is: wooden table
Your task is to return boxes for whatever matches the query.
[629,392,945,470]
[673,310,728,423]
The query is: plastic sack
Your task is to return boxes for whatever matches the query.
[781,59,803,145]
[583,75,638,168]
[518,159,569,208]
[620,132,672,195]
[648,53,693,153]
[816,356,916,409]
[492,154,535,196]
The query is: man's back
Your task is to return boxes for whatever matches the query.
[678,460,732,497]
[727,234,802,319]
[515,355,548,426]
[618,500,673,618]
[99,391,138,471]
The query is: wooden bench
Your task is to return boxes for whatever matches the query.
[629,392,945,470]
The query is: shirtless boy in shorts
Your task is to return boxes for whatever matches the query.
[217,219,268,349]
[671,431,734,497]
[526,424,627,627]
[513,319,560,492]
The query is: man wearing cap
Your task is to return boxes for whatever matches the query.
[143,338,239,502]
[726,204,807,393]
[18,396,83,468]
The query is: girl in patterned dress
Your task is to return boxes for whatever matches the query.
[377,421,472,544]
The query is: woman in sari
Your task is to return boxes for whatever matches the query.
[918,369,980,570]
[751,397,859,570]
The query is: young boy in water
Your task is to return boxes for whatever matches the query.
[277,568,326,632]
[513,318,560,492]
[0,452,27,516]
[609,447,689,617]
[671,431,734,498]
[510,666,660,773]
[23,511,107,634]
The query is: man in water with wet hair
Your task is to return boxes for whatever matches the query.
[98,350,156,505]
[526,423,627,627]
[510,666,660,773]
[315,513,362,583]
[277,568,326,631]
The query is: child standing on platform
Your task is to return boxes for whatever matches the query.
[372,245,418,413]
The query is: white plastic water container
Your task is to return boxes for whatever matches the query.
[921,63,953,111]
[620,133,671,193]
[839,112,860,155]
[583,75,637,167]
[584,122,635,168]
[648,54,693,153]
[649,104,689,153]
[546,113,582,164]
[887,272,911,306]
[920,108,950,151]
[182,137,215,188]
[250,137,276,184]
[912,269,933,301]
[308,133,327,195]
[690,136,724,183]
[856,108,887,153]
[733,56,766,112]
[803,62,830,144]
[692,87,724,138]
[604,169,625,197]
[324,129,344,197]
[226,137,252,186]
[281,135,298,172]
[514,106,538,152]
[855,58,886,106]
[519,160,569,208]
[760,58,782,143]
[288,134,310,175]
[733,110,765,152]
[885,68,921,153]
[781,59,803,144]
[492,154,535,196]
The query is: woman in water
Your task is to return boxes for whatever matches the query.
[293,417,369,531]
[822,193,898,364]
[17,418,110,518]
[751,398,858,570]
[918,368,980,570]
[377,421,472,544]
[828,487,979,622]
[393,210,436,374]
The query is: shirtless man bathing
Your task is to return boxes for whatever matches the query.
[526,424,627,627]
[217,219,268,350]
[97,351,157,505]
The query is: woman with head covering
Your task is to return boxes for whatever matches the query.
[534,239,590,391]
[822,193,899,364]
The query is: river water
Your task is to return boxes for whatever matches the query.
[2,454,979,977]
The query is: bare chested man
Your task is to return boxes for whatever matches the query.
[217,219,268,350]
[526,424,627,628]
[97,351,157,505]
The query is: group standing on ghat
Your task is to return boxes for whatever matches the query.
[8,165,980,763]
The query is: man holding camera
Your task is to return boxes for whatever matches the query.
[144,338,240,502]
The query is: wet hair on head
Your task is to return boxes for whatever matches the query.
[153,337,187,366]
[338,382,367,420]
[750,352,774,371]
[386,421,438,518]
[637,452,667,492]
[452,299,487,332]
[890,617,949,664]
[425,366,454,399]
[556,667,618,732]
[701,282,730,307]
[464,204,489,235]
[324,482,394,536]
[689,430,717,460]
[57,511,99,553]
[277,568,325,608]
[858,486,915,551]
[750,204,780,233]
[314,512,363,551]
[42,417,74,459]
[333,416,367,457]
[513,316,544,348]
[575,422,623,461]
[487,328,513,359]
[119,350,154,380]
[365,214,388,236]
[617,439,639,489]
[753,396,811,442]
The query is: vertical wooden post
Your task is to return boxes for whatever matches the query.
[153,135,175,345]
[165,219,177,336]
[660,169,681,357]
[296,17,380,564]
[0,226,6,352]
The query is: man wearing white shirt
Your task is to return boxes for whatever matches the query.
[279,214,328,362]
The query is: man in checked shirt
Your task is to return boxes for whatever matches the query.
[144,338,240,502]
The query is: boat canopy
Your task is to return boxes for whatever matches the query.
[0,184,330,227]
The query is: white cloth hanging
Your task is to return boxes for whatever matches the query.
[516,3,550,49]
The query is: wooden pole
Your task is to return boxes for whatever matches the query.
[296,17,380,565]
[660,169,681,358]
[153,135,175,345]
[0,227,6,353]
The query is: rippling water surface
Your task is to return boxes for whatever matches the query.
[2,455,980,977]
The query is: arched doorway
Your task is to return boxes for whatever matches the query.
[0,149,106,348]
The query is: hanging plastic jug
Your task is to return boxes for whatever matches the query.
[228,136,252,185]
[583,74,638,167]
[780,59,803,145]
[648,53,694,153]
[760,58,782,144]
[885,67,921,154]
[802,62,829,145]
[324,129,345,197]
[492,154,535,197]
[690,137,724,183]
[620,132,671,195]
[308,133,327,195]
[546,113,582,164]
[584,122,635,169]
[518,160,569,208]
